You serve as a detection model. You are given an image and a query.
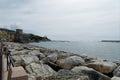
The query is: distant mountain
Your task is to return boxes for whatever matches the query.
[101,40,120,43]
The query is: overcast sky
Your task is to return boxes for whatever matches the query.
[0,0,120,41]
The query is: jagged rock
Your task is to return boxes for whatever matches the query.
[23,44,41,50]
[21,55,39,66]
[85,61,117,74]
[12,55,23,66]
[28,50,45,60]
[28,50,40,55]
[72,66,111,80]
[28,73,36,80]
[10,49,29,56]
[113,66,120,77]
[42,52,74,64]
[45,69,89,80]
[56,52,75,59]
[42,53,58,64]
[57,56,85,69]
[81,56,98,63]
[26,63,56,78]
[111,76,120,80]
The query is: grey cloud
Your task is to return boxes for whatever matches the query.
[0,0,29,9]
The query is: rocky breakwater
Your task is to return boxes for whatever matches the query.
[5,42,120,80]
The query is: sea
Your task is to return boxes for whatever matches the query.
[29,41,120,62]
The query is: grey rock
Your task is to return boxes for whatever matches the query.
[72,66,111,80]
[28,73,36,80]
[85,60,117,74]
[28,50,45,60]
[21,55,39,66]
[113,66,120,77]
[45,69,89,80]
[111,76,120,80]
[57,56,85,69]
[26,63,56,78]
[12,55,23,66]
[28,50,40,55]
[42,52,74,65]
[10,50,29,56]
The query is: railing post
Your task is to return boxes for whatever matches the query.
[2,41,9,80]
[0,49,2,80]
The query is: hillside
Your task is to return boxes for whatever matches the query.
[0,28,51,43]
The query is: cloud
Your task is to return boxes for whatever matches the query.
[0,0,120,40]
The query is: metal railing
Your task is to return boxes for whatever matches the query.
[5,47,16,70]
[0,45,2,80]
[0,41,16,80]
[0,41,28,80]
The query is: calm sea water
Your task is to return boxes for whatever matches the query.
[30,41,120,62]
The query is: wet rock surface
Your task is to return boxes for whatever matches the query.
[5,42,119,80]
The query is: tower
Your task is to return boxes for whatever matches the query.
[14,29,23,43]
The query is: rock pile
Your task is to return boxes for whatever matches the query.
[6,42,120,80]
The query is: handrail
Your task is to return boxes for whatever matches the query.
[5,47,16,70]
[1,42,16,80]
[0,46,2,80]
[0,40,4,80]
[0,40,15,70]
[0,41,28,80]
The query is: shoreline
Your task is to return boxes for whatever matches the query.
[5,42,120,80]
[101,40,120,43]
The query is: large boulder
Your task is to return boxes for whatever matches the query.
[42,53,58,64]
[28,50,41,55]
[42,52,74,64]
[56,52,75,60]
[10,49,29,56]
[28,73,36,80]
[57,56,85,69]
[26,63,56,78]
[12,55,23,66]
[28,50,45,60]
[113,66,120,77]
[72,66,111,80]
[45,69,89,80]
[85,61,117,74]
[21,55,39,66]
[23,45,40,50]
[111,76,120,80]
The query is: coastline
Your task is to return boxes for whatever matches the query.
[5,42,120,80]
[101,40,120,43]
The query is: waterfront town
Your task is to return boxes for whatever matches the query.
[0,28,50,43]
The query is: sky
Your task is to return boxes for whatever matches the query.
[0,0,120,41]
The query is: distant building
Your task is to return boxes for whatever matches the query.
[14,29,23,43]
[0,28,51,42]
[22,33,31,42]
[0,28,15,41]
